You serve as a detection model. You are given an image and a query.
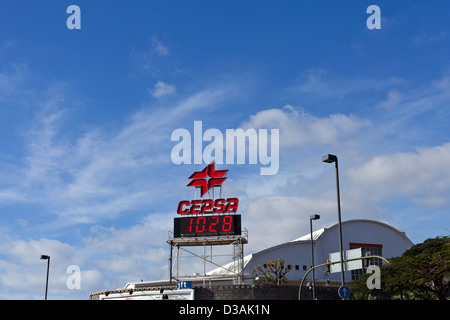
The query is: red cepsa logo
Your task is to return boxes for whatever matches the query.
[177,161,239,215]
[187,161,228,197]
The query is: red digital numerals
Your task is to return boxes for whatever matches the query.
[177,198,239,215]
[187,215,233,234]
[174,214,241,237]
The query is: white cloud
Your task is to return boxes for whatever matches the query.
[79,219,170,285]
[243,105,371,148]
[293,68,406,99]
[0,63,29,103]
[243,195,336,252]
[0,81,231,226]
[0,216,172,299]
[131,35,172,76]
[346,143,450,207]
[376,89,405,109]
[412,31,450,46]
[150,81,176,98]
[0,237,103,299]
[151,36,170,56]
[234,76,450,250]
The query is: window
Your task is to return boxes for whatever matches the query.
[349,243,383,281]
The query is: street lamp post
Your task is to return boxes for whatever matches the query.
[40,255,50,300]
[309,214,320,300]
[322,154,345,287]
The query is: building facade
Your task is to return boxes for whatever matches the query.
[207,219,414,285]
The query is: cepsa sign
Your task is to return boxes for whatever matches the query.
[177,198,239,215]
[174,161,241,238]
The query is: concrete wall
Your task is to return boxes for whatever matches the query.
[90,284,341,300]
[194,285,340,300]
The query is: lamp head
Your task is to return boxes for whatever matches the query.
[322,154,337,163]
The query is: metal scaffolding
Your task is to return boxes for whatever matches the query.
[167,229,248,286]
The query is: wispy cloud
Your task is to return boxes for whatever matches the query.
[411,31,450,46]
[131,35,172,76]
[0,235,103,299]
[151,36,170,57]
[0,78,232,226]
[347,143,450,207]
[0,73,235,297]
[231,72,450,251]
[292,68,407,100]
[242,104,371,148]
[149,81,176,98]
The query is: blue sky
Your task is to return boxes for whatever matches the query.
[0,1,449,299]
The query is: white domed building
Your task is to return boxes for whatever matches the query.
[207,219,413,285]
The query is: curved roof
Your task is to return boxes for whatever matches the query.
[292,219,411,243]
[256,219,413,257]
[292,228,325,242]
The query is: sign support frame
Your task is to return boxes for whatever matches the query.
[167,229,248,286]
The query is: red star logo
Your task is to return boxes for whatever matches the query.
[187,161,228,197]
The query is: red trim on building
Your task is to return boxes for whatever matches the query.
[349,243,383,248]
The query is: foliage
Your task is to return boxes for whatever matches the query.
[349,236,450,300]
[253,257,293,286]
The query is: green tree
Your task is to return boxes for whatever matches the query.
[350,236,450,300]
[253,257,293,286]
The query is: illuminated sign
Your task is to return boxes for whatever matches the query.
[177,198,239,215]
[186,161,228,197]
[174,161,241,238]
[174,215,241,238]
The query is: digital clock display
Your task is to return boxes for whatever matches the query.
[173,215,241,238]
